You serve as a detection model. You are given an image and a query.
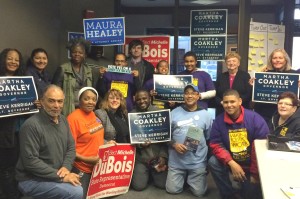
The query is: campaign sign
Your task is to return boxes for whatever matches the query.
[190,9,227,35]
[67,32,84,58]
[154,75,193,102]
[253,72,299,103]
[87,144,135,199]
[68,32,84,41]
[0,76,38,118]
[83,17,125,46]
[124,36,170,67]
[129,110,171,144]
[107,65,131,74]
[191,36,226,60]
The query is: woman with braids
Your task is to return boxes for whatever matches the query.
[52,38,94,116]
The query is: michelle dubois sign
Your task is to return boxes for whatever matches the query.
[0,76,38,118]
[87,144,135,199]
[128,110,171,144]
[253,72,299,103]
[153,75,193,102]
[124,35,170,67]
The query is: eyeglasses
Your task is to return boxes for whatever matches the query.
[278,102,294,107]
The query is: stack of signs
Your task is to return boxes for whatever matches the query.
[190,9,227,61]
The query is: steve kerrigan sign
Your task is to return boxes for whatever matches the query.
[253,72,299,103]
[128,110,171,144]
[0,76,38,117]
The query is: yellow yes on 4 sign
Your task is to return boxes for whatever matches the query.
[111,81,128,98]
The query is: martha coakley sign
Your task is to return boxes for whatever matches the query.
[0,76,38,118]
[154,75,193,102]
[253,72,299,103]
[128,110,171,144]
[87,144,135,199]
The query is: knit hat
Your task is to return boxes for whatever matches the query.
[78,87,99,101]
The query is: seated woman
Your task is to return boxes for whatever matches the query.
[95,89,130,143]
[67,87,112,198]
[269,91,300,137]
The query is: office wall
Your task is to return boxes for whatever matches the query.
[59,0,116,67]
[125,15,172,35]
[0,0,115,76]
[0,0,60,75]
[124,12,277,35]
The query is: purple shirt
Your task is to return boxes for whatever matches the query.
[178,70,215,109]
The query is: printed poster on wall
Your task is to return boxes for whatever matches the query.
[0,77,38,118]
[128,110,171,144]
[124,36,170,68]
[252,72,299,104]
[153,75,192,102]
[83,17,125,46]
[191,36,226,60]
[190,9,227,35]
[87,144,135,199]
[248,22,285,72]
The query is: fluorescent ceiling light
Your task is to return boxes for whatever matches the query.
[183,0,221,5]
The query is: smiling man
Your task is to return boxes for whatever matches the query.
[208,89,269,199]
[166,84,212,197]
[130,89,168,191]
[16,85,83,199]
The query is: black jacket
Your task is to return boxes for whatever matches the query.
[269,107,300,138]
[215,70,252,114]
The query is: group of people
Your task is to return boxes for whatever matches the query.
[0,37,299,199]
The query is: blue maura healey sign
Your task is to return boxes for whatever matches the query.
[83,17,125,46]
[253,72,299,104]
[129,110,171,144]
[0,76,39,118]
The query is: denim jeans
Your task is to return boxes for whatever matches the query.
[166,166,207,197]
[208,155,262,199]
[18,179,83,199]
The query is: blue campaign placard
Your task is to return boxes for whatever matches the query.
[68,32,84,41]
[191,36,226,60]
[83,17,125,46]
[67,32,84,58]
[129,110,171,144]
[154,75,193,102]
[190,9,227,35]
[253,72,299,104]
[0,76,39,117]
